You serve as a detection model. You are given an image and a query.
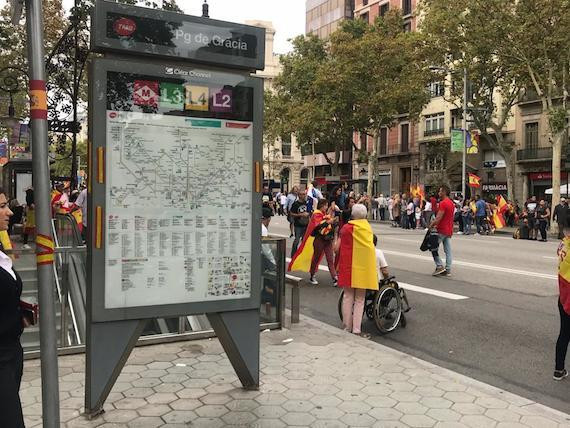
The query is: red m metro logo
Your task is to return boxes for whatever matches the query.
[133,80,159,107]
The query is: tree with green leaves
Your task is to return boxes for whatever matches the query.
[504,0,570,208]
[350,12,431,201]
[420,0,523,202]
[270,25,369,176]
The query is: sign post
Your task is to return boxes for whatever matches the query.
[25,0,60,426]
[85,2,265,417]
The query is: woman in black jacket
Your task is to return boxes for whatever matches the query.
[0,188,24,427]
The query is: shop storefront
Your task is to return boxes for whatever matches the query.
[528,172,568,200]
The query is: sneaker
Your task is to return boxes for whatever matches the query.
[553,369,568,381]
[289,234,294,238]
[457,231,463,235]
[332,279,338,287]
[432,266,446,276]
[309,276,318,285]
[443,270,451,276]
[22,244,31,250]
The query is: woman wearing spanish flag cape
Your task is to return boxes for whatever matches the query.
[288,199,338,285]
[337,203,378,338]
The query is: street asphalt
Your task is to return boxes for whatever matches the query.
[268,215,570,414]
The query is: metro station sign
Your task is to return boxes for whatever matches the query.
[91,1,266,71]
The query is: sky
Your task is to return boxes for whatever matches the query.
[40,0,305,54]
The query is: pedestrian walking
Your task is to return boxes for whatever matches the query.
[461,200,472,235]
[289,192,310,258]
[423,198,432,230]
[537,199,550,242]
[475,195,487,235]
[429,185,454,276]
[0,188,28,428]
[554,198,568,240]
[378,194,387,221]
[337,203,378,339]
[554,228,570,381]
[406,198,415,229]
[371,196,379,221]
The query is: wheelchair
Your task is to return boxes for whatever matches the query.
[337,276,411,334]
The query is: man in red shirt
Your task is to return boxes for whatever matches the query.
[428,185,454,276]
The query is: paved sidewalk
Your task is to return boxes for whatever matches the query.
[22,315,570,427]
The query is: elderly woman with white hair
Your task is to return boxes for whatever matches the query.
[337,203,378,338]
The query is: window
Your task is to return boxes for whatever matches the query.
[380,3,389,16]
[525,122,539,150]
[429,81,444,98]
[362,0,369,5]
[424,113,445,136]
[402,0,412,15]
[379,127,388,155]
[403,20,412,32]
[427,154,445,172]
[400,123,409,153]
[360,11,369,22]
[360,132,367,150]
[300,168,309,187]
[281,134,291,157]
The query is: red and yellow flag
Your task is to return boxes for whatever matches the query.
[337,219,378,290]
[496,195,508,214]
[492,209,506,229]
[288,209,325,272]
[468,173,481,188]
[558,237,570,314]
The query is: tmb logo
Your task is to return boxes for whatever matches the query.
[113,18,136,37]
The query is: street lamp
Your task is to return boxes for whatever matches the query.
[429,65,468,200]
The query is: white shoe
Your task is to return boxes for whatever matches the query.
[309,276,318,285]
[22,244,31,250]
[457,231,463,235]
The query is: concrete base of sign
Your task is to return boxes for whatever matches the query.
[84,319,147,418]
[84,310,260,418]
[207,309,260,389]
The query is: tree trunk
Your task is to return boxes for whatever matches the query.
[505,152,516,202]
[552,131,564,210]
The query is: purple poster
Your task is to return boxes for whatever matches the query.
[211,88,232,113]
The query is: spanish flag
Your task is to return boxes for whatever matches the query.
[337,219,378,290]
[496,195,508,214]
[468,173,481,188]
[558,237,570,314]
[492,209,506,229]
[288,209,326,272]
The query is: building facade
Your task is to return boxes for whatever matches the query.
[248,20,308,192]
[514,93,568,202]
[306,0,355,39]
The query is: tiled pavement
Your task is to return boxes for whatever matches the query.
[22,314,570,427]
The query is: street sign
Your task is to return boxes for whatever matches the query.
[91,1,266,71]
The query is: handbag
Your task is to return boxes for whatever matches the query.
[420,230,439,252]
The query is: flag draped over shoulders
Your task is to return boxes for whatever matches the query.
[558,237,570,314]
[337,219,378,290]
[288,209,325,272]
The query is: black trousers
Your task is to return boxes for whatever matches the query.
[539,219,548,240]
[556,300,570,371]
[0,342,24,427]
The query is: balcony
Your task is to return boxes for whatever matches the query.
[423,128,445,138]
[516,147,553,162]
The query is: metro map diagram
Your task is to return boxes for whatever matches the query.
[106,111,252,212]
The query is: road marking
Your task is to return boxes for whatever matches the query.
[398,282,469,300]
[285,258,469,300]
[382,250,557,280]
[543,256,558,260]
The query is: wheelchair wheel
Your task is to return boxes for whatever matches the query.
[338,289,344,322]
[373,285,402,334]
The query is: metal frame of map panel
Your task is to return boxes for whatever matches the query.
[87,56,263,323]
[91,0,265,71]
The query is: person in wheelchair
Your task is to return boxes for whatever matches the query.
[369,234,390,302]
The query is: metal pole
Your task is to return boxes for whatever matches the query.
[70,0,79,190]
[462,67,468,199]
[25,0,61,426]
[311,141,316,181]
